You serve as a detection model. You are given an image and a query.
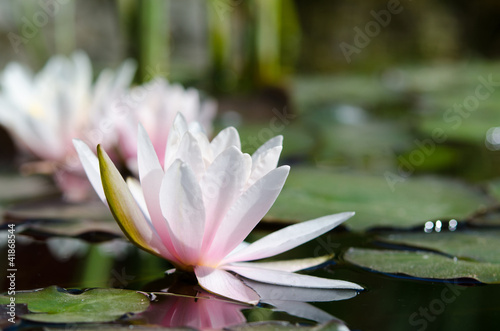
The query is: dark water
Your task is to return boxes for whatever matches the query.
[1,224,499,331]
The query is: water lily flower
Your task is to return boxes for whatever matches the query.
[0,51,135,200]
[73,114,363,304]
[111,78,216,173]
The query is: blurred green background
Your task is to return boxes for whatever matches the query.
[1,0,500,181]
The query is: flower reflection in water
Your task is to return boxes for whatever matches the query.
[142,291,248,330]
[140,273,355,330]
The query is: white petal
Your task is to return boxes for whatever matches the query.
[223,212,354,264]
[229,241,251,255]
[160,160,205,265]
[230,255,331,273]
[126,177,151,222]
[111,59,137,91]
[194,266,259,304]
[210,127,241,159]
[163,113,189,169]
[248,145,282,187]
[225,264,364,290]
[204,166,289,264]
[200,146,251,251]
[191,130,212,166]
[72,139,106,203]
[176,132,205,179]
[251,135,283,161]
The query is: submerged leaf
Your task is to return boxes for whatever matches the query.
[0,286,149,323]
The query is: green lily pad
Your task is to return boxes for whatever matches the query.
[237,123,314,157]
[418,107,500,144]
[266,167,491,230]
[380,231,500,264]
[344,248,500,283]
[486,178,500,204]
[0,286,149,323]
[292,75,398,113]
[312,122,411,163]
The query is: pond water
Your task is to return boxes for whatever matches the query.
[1,209,500,330]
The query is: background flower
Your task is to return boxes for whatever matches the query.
[0,51,135,200]
[111,78,216,174]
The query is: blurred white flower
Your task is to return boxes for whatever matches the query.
[0,51,135,201]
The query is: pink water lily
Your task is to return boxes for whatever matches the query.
[73,114,362,304]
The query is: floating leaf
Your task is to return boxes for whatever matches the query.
[266,167,491,230]
[0,286,149,323]
[344,248,500,283]
[486,179,500,205]
[380,231,500,264]
[238,123,314,157]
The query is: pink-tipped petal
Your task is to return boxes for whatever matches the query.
[210,127,241,159]
[205,166,290,264]
[73,139,106,203]
[225,265,364,290]
[160,160,205,265]
[194,266,260,304]
[137,124,178,254]
[200,146,251,251]
[223,212,354,264]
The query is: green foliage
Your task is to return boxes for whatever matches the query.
[0,286,149,323]
[344,247,500,284]
[266,167,491,230]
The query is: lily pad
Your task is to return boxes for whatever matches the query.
[292,75,398,113]
[486,178,500,205]
[266,167,491,230]
[344,248,500,283]
[312,121,412,163]
[0,286,149,323]
[237,123,314,157]
[380,231,500,264]
[418,107,500,144]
